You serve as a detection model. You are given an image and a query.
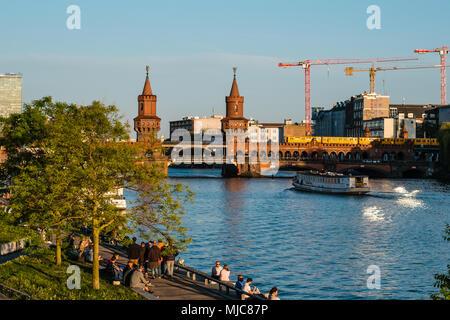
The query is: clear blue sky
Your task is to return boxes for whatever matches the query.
[1,0,449,136]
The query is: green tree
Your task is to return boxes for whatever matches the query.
[128,158,194,255]
[2,97,193,291]
[431,224,450,300]
[1,98,84,265]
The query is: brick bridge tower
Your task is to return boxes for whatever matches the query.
[221,68,260,177]
[222,67,248,131]
[134,66,161,142]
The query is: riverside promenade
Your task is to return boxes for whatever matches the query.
[99,244,235,300]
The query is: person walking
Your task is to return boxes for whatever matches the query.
[162,242,179,278]
[127,237,141,265]
[138,242,146,266]
[148,240,161,279]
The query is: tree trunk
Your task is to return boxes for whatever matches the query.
[56,231,62,266]
[92,220,100,290]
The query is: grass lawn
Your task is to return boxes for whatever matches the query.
[0,246,145,300]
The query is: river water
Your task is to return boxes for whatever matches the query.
[126,168,449,299]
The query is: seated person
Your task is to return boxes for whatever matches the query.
[105,254,122,282]
[211,261,222,280]
[268,286,280,300]
[219,265,231,282]
[242,278,257,300]
[130,265,153,293]
[122,262,136,287]
[234,275,245,298]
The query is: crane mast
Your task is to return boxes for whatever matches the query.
[414,46,449,104]
[278,57,418,135]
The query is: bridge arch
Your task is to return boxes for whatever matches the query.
[390,152,396,161]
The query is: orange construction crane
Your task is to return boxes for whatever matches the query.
[278,57,418,135]
[414,46,449,105]
[345,64,450,95]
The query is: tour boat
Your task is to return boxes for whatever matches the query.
[292,171,369,195]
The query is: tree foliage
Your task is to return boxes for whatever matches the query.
[431,224,450,300]
[0,97,193,289]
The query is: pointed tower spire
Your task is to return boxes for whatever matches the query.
[229,67,240,97]
[134,65,160,142]
[142,65,152,95]
[222,67,248,131]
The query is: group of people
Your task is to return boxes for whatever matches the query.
[104,252,153,293]
[127,237,179,279]
[69,235,99,263]
[212,260,280,300]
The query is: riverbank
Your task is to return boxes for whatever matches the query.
[0,246,144,300]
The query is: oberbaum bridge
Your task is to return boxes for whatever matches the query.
[133,67,440,179]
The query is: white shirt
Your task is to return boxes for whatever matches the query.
[242,282,253,300]
[219,269,230,281]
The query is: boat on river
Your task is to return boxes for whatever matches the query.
[292,171,369,195]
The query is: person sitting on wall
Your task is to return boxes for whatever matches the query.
[130,264,153,293]
[268,286,280,300]
[211,261,223,280]
[219,264,231,283]
[242,278,257,300]
[234,275,245,298]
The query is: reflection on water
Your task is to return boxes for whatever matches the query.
[363,206,385,222]
[126,168,450,299]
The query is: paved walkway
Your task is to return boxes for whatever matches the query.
[99,244,231,300]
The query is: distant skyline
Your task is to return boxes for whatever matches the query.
[1,0,449,137]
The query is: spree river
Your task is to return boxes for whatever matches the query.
[126,168,450,299]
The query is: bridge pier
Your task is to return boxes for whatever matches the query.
[221,157,262,178]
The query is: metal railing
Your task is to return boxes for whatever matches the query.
[174,263,266,300]
[0,282,31,300]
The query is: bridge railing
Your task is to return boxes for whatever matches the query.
[174,263,266,300]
